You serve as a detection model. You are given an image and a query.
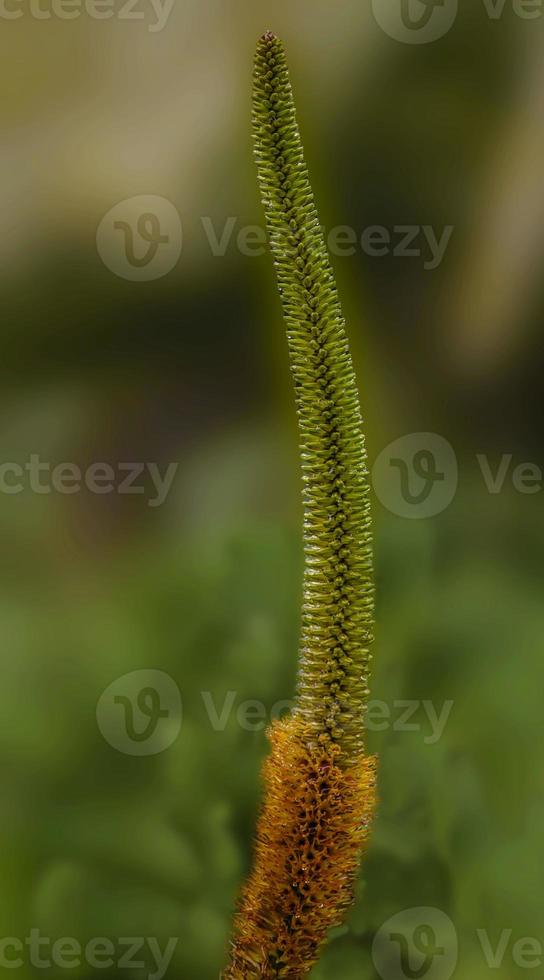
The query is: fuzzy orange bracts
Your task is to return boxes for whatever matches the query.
[225,719,376,978]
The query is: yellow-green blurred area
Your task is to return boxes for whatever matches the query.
[2,1,544,978]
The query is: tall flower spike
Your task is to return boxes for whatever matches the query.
[224,32,377,979]
[254,31,374,755]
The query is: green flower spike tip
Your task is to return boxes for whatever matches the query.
[253,31,374,758]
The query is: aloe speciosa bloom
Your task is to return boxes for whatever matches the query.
[224,32,377,979]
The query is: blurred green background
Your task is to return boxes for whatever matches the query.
[1,1,544,978]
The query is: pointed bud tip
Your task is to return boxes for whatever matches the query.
[260,30,278,42]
